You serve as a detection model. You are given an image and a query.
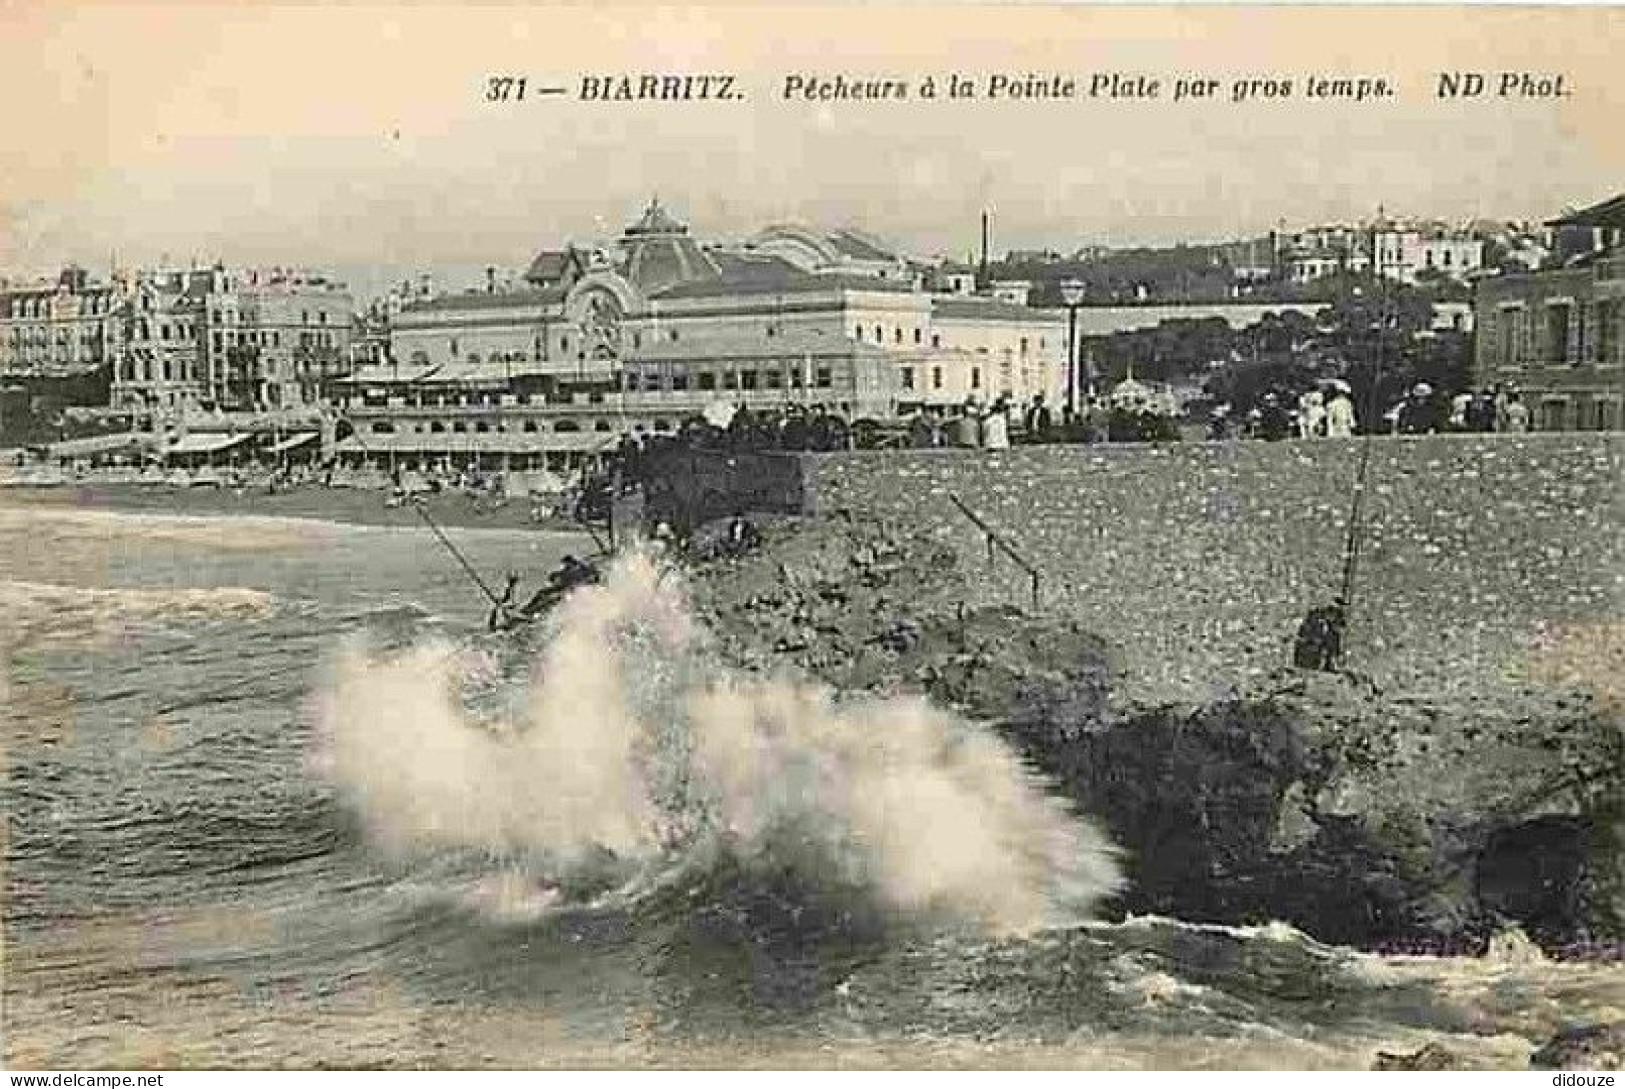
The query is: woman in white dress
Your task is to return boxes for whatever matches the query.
[982,401,1011,451]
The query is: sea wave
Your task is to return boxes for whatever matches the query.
[313,549,1121,936]
[0,579,275,652]
[0,502,334,555]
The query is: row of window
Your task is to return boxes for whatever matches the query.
[1489,298,1622,368]
[622,365,838,393]
[370,418,624,436]
[851,325,1049,354]
[5,330,105,345]
[1,295,116,319]
[1536,396,1623,432]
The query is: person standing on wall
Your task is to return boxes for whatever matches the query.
[1324,382,1358,438]
[983,397,1011,451]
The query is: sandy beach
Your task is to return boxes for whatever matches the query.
[0,478,584,533]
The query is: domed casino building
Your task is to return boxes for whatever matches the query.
[330,199,1066,475]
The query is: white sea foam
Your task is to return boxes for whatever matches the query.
[314,550,1120,935]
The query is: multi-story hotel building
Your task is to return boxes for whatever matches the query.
[0,267,124,379]
[111,266,354,413]
[1473,193,1624,431]
[331,200,1067,471]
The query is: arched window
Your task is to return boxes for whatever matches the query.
[554,420,580,433]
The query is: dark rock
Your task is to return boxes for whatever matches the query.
[691,513,1624,952]
[1530,1022,1624,1070]
[1374,1043,1475,1070]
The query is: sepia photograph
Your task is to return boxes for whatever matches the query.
[1,1,1621,1074]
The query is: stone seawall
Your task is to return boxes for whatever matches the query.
[796,435,1623,706]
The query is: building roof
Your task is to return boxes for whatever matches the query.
[399,288,562,315]
[1547,193,1625,229]
[265,431,319,454]
[615,200,723,294]
[931,296,1062,322]
[624,235,721,294]
[824,227,898,263]
[624,196,687,237]
[523,247,585,285]
[48,432,160,458]
[165,432,255,455]
[649,252,916,300]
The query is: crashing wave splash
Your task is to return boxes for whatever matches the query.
[314,550,1121,935]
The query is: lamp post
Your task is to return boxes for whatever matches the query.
[1059,279,1086,418]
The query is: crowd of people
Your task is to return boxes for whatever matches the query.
[1217,379,1535,441]
[1391,382,1532,436]
[633,394,1156,454]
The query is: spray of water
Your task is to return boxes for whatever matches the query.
[313,550,1120,934]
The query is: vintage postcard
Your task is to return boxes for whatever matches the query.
[1,1,1621,1074]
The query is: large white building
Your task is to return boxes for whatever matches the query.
[1281,220,1484,286]
[333,200,1067,471]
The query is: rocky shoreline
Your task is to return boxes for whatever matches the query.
[687,513,1624,960]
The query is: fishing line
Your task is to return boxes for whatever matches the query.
[1337,228,1389,619]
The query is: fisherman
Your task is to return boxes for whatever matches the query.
[723,511,761,556]
[487,571,522,632]
[552,553,598,591]
[1293,599,1347,673]
[513,553,601,622]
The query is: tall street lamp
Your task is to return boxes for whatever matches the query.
[1059,279,1086,418]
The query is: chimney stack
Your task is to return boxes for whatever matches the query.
[979,210,990,287]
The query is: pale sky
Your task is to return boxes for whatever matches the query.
[1,3,1620,300]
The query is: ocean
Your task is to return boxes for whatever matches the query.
[2,497,1617,1069]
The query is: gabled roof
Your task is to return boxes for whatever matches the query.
[523,247,586,285]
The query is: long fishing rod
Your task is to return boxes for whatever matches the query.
[412,499,502,607]
[328,404,503,608]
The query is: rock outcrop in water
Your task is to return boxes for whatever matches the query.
[690,514,1624,954]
